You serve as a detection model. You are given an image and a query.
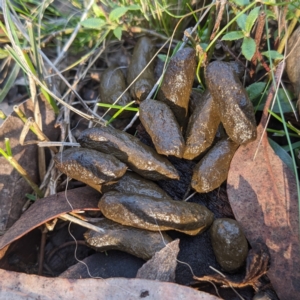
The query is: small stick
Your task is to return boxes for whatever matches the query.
[38,226,48,275]
[250,11,266,77]
[60,213,105,233]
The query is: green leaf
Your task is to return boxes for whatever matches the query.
[109,7,129,21]
[222,31,244,41]
[92,4,106,17]
[113,27,123,40]
[158,54,168,62]
[261,50,284,60]
[245,7,260,33]
[0,62,20,103]
[231,0,249,6]
[257,88,295,113]
[236,13,247,31]
[246,82,267,100]
[81,18,106,29]
[242,37,256,60]
[108,4,140,22]
[269,138,295,174]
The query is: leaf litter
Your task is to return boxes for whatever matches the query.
[227,61,300,300]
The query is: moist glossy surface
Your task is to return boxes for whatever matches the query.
[53,148,127,191]
[98,191,214,235]
[84,218,172,260]
[139,99,185,158]
[78,127,179,181]
[210,218,248,272]
[184,91,220,160]
[157,47,196,128]
[205,61,257,144]
[127,37,155,101]
[103,171,172,200]
[191,138,239,193]
[99,66,133,118]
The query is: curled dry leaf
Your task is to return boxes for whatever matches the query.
[227,62,300,300]
[136,239,180,282]
[0,187,99,257]
[0,97,59,232]
[0,268,222,300]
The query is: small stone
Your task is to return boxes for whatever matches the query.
[210,218,248,272]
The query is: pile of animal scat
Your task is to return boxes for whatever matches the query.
[54,36,262,298]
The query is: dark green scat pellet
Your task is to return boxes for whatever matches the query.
[184,91,220,160]
[157,47,196,128]
[98,191,214,236]
[103,172,172,200]
[210,218,248,272]
[53,148,127,191]
[78,127,179,181]
[139,99,185,158]
[127,37,155,101]
[99,66,133,118]
[191,138,239,193]
[84,218,173,261]
[205,61,257,144]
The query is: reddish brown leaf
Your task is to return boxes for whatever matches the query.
[227,123,300,299]
[0,97,59,232]
[0,268,221,299]
[0,187,100,253]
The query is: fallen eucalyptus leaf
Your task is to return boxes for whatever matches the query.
[0,187,99,255]
[0,268,222,300]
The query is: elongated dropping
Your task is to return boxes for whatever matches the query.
[127,37,155,101]
[139,99,185,158]
[103,172,172,200]
[84,218,173,261]
[157,47,196,128]
[54,148,127,192]
[184,91,220,160]
[78,127,179,181]
[191,138,239,193]
[205,61,257,144]
[99,66,133,118]
[98,191,214,236]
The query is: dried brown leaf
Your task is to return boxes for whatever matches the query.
[136,239,180,282]
[0,97,59,232]
[0,187,100,254]
[227,123,300,299]
[0,268,222,300]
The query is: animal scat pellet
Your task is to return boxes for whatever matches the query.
[102,171,172,200]
[205,61,257,144]
[98,191,214,235]
[157,47,196,128]
[191,138,239,193]
[127,36,156,101]
[78,126,179,181]
[139,99,185,158]
[84,218,173,261]
[99,66,133,118]
[53,148,127,192]
[184,91,220,160]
